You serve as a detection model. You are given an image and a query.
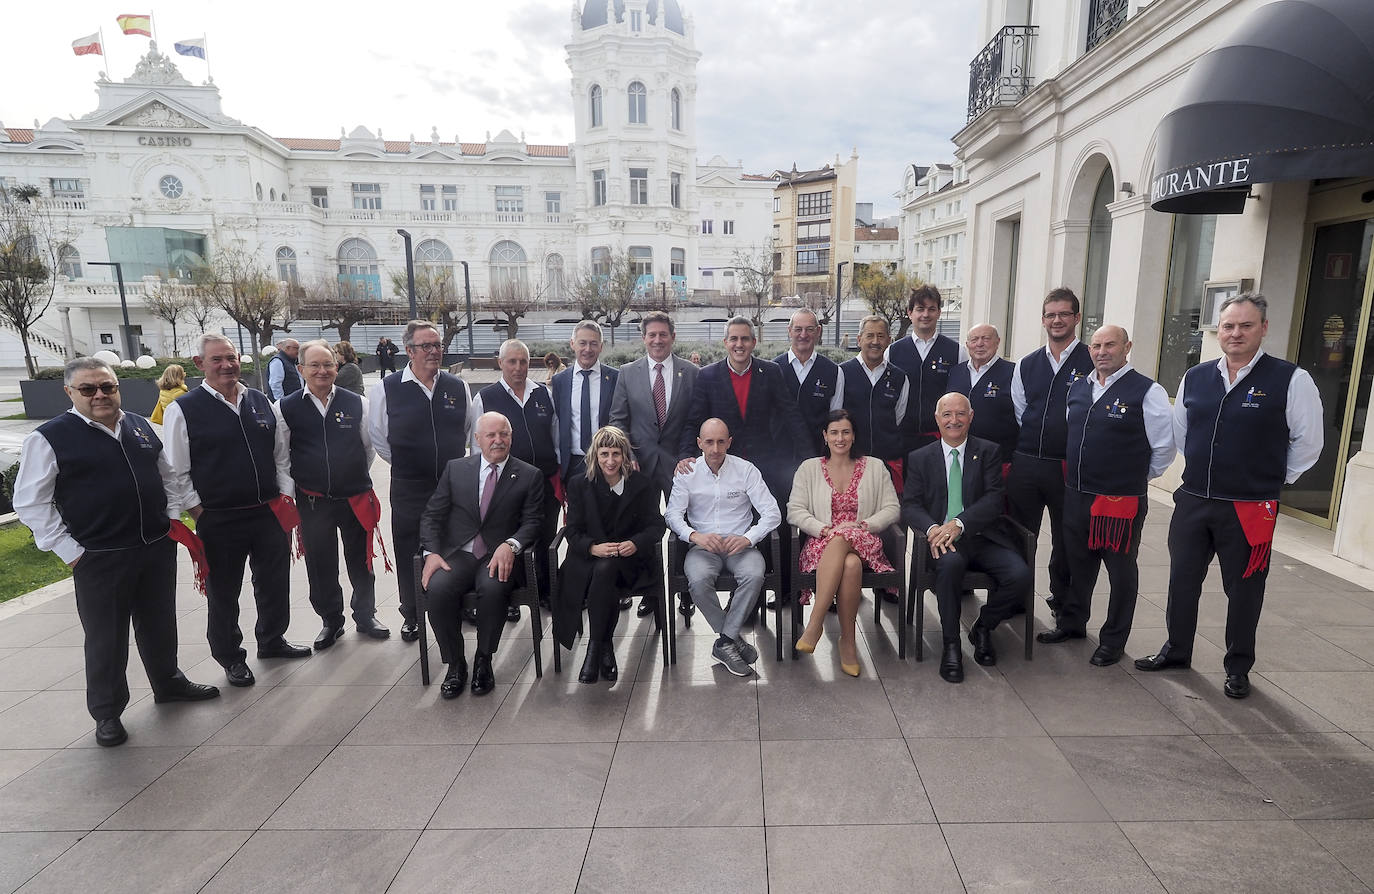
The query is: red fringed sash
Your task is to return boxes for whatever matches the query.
[168,519,208,595]
[884,458,905,495]
[1234,500,1279,578]
[268,494,305,559]
[347,489,392,573]
[1088,495,1138,553]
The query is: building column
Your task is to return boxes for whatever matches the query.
[59,306,75,359]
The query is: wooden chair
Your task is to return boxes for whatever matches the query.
[411,550,545,686]
[547,529,668,672]
[787,525,909,660]
[666,530,783,661]
[906,517,1038,661]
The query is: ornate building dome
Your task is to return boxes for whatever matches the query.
[580,0,685,35]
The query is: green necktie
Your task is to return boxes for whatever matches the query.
[946,447,963,522]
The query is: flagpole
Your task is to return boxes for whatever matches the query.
[100,26,112,76]
[203,34,212,81]
[150,10,158,44]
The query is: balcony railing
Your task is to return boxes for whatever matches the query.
[1086,0,1128,52]
[967,25,1037,122]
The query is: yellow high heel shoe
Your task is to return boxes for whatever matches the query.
[795,636,817,654]
[840,661,861,677]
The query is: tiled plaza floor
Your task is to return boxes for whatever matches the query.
[3,489,1374,891]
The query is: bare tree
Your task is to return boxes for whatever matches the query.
[200,239,300,386]
[732,245,775,341]
[564,250,639,344]
[0,185,79,376]
[855,264,919,339]
[184,266,222,339]
[391,265,470,351]
[486,275,540,340]
[143,281,194,356]
[305,273,382,342]
[566,266,608,325]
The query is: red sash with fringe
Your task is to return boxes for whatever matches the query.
[1088,495,1138,553]
[168,519,209,595]
[267,494,305,559]
[1234,499,1279,578]
[296,488,393,573]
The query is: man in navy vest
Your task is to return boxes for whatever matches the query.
[367,320,472,642]
[774,308,844,458]
[1008,288,1094,616]
[887,285,965,456]
[470,339,560,614]
[552,320,619,484]
[163,333,310,689]
[266,337,302,402]
[1136,294,1323,698]
[15,358,220,747]
[1038,325,1174,666]
[275,340,390,650]
[948,324,1018,468]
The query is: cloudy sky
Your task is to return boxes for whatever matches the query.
[1,1,982,216]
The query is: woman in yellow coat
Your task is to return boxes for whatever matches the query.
[150,363,188,424]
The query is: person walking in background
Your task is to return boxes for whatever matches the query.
[334,341,366,395]
[376,337,399,377]
[150,363,188,425]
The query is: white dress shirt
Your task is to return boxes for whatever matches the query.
[932,437,973,534]
[468,379,559,455]
[1073,363,1177,479]
[1172,348,1324,484]
[365,364,473,464]
[888,332,970,364]
[852,356,910,426]
[647,354,676,410]
[14,408,180,564]
[966,356,1002,388]
[569,362,604,457]
[1011,338,1083,421]
[787,350,845,411]
[272,386,376,498]
[665,454,781,546]
[161,380,291,512]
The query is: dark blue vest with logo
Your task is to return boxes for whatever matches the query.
[1180,354,1295,501]
[888,333,960,445]
[382,370,468,483]
[479,382,558,477]
[948,357,1019,459]
[840,358,906,461]
[1015,342,1093,460]
[272,353,302,400]
[1065,370,1155,496]
[279,388,372,498]
[774,351,840,458]
[176,386,280,509]
[40,411,170,550]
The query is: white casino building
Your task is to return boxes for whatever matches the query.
[0,0,772,363]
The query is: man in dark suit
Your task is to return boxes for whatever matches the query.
[420,411,543,698]
[552,320,619,483]
[901,392,1032,683]
[608,311,699,617]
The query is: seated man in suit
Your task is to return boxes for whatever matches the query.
[901,392,1032,684]
[420,411,543,699]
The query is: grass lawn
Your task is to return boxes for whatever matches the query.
[0,522,71,603]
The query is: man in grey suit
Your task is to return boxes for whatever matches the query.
[420,412,543,699]
[609,310,699,618]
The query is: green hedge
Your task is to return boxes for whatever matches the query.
[32,357,267,381]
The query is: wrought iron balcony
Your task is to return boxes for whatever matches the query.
[967,25,1037,122]
[1086,0,1128,52]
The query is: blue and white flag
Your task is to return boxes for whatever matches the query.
[173,37,206,59]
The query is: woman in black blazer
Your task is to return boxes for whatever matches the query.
[558,425,665,683]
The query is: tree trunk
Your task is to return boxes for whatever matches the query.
[338,321,352,342]
[170,321,179,357]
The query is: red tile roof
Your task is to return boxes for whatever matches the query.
[276,136,569,158]
[740,173,776,181]
[3,129,35,143]
[855,226,899,241]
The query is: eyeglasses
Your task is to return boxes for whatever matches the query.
[409,342,443,353]
[72,382,118,396]
[303,362,337,371]
[1042,311,1078,321]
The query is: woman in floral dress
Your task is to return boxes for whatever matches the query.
[787,409,900,675]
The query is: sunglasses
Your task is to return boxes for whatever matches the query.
[72,382,119,396]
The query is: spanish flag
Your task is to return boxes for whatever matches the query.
[116,13,152,37]
[71,32,103,56]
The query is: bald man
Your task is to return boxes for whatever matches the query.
[947,324,1019,466]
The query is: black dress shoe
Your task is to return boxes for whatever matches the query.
[95,717,127,747]
[1089,645,1123,667]
[471,652,495,696]
[506,604,521,623]
[357,619,391,640]
[400,621,420,642]
[635,599,655,618]
[1224,673,1251,699]
[463,606,479,624]
[599,642,619,682]
[619,596,633,611]
[678,594,695,625]
[314,623,346,650]
[153,678,221,703]
[440,660,468,700]
[226,662,255,687]
[578,642,602,684]
[257,638,311,659]
[1036,627,1087,644]
[1133,646,1191,672]
[969,625,997,667]
[939,642,964,683]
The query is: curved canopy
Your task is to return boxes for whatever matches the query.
[1150,0,1374,214]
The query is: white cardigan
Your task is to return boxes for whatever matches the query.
[787,457,900,537]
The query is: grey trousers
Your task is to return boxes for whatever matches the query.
[684,545,764,640]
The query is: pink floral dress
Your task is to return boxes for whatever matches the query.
[798,457,894,573]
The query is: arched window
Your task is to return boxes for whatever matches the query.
[629,246,653,298]
[544,253,565,302]
[256,182,263,201]
[275,246,298,284]
[14,235,38,261]
[628,81,647,125]
[591,246,610,277]
[269,187,277,202]
[671,88,682,130]
[337,238,379,299]
[57,244,82,279]
[489,240,528,293]
[589,84,603,128]
[1081,168,1115,343]
[416,239,453,264]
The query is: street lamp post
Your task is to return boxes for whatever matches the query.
[459,260,475,356]
[396,229,418,319]
[833,260,850,347]
[89,261,138,360]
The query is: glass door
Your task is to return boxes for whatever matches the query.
[1283,220,1374,525]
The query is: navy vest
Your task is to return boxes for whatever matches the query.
[176,386,280,509]
[1015,342,1093,460]
[1065,370,1155,496]
[279,388,372,498]
[480,382,558,477]
[840,358,906,461]
[888,333,960,443]
[1180,354,1295,501]
[273,354,301,400]
[39,412,170,550]
[383,370,469,483]
[774,351,840,458]
[948,358,1019,460]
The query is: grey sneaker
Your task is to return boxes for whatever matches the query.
[711,640,753,676]
[735,638,758,665]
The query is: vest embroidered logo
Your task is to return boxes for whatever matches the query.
[1106,400,1128,420]
[443,394,458,409]
[1067,368,1087,383]
[983,383,1000,397]
[334,410,355,429]
[131,424,155,448]
[1241,387,1266,409]
[931,357,949,372]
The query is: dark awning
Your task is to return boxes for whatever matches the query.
[1150,0,1374,214]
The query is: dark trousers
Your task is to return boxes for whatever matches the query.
[533,478,560,603]
[564,454,587,483]
[931,536,1032,643]
[72,538,183,721]
[1164,490,1270,675]
[391,476,438,624]
[199,504,291,666]
[585,557,631,642]
[1008,453,1071,602]
[299,493,376,628]
[424,551,517,664]
[1061,488,1148,648]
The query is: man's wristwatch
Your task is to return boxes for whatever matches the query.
[503,538,521,555]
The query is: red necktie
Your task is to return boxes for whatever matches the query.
[472,463,498,557]
[653,362,667,427]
